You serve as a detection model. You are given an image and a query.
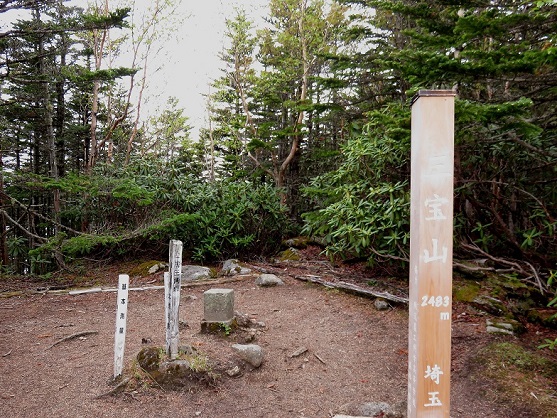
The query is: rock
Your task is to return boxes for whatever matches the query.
[338,400,406,418]
[234,311,266,329]
[148,262,166,274]
[471,295,509,317]
[282,236,309,249]
[374,298,390,311]
[203,289,235,322]
[486,325,513,335]
[181,265,212,281]
[137,346,161,371]
[159,359,191,377]
[231,343,264,367]
[225,365,242,377]
[221,259,251,276]
[255,273,284,287]
[276,247,301,261]
[486,318,525,335]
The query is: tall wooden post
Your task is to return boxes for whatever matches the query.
[408,90,455,417]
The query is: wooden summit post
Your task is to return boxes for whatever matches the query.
[408,90,455,417]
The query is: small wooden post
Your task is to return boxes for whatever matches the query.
[408,90,455,417]
[166,239,183,359]
[113,274,129,378]
[164,272,172,356]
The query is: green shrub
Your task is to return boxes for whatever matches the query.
[302,105,411,267]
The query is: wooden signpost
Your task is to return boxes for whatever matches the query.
[165,239,183,359]
[408,90,455,417]
[113,274,129,378]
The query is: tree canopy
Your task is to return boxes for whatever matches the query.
[1,0,556,300]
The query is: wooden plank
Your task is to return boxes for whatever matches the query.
[408,90,455,417]
[113,274,129,378]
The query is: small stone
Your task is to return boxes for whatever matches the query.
[374,298,390,311]
[226,365,242,377]
[338,400,406,418]
[255,274,284,287]
[159,359,191,376]
[486,318,525,335]
[148,263,165,274]
[231,343,264,367]
[486,325,514,335]
[221,259,252,276]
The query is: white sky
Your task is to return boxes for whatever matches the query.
[135,0,270,139]
[0,0,269,139]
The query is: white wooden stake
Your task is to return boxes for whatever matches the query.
[408,90,455,417]
[166,240,183,359]
[113,274,129,378]
[164,272,172,356]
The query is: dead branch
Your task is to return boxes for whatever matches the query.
[294,274,408,304]
[2,349,12,357]
[94,377,131,399]
[47,330,98,350]
[460,241,547,293]
[313,353,326,364]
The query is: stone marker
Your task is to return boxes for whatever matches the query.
[203,288,234,322]
[201,288,236,333]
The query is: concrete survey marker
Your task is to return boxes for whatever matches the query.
[201,288,235,332]
[408,90,455,417]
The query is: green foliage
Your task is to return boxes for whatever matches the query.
[538,338,557,351]
[21,160,292,267]
[302,105,411,266]
[183,181,292,262]
[60,235,119,258]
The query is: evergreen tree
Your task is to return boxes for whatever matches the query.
[306,0,557,277]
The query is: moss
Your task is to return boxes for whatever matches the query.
[134,346,219,390]
[527,308,557,329]
[453,282,481,302]
[472,342,557,418]
[129,260,164,277]
[200,318,238,336]
[282,236,309,249]
[277,248,301,261]
[0,291,24,298]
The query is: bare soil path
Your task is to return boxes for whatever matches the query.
[0,259,555,418]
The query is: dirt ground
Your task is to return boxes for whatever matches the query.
[1,255,556,418]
